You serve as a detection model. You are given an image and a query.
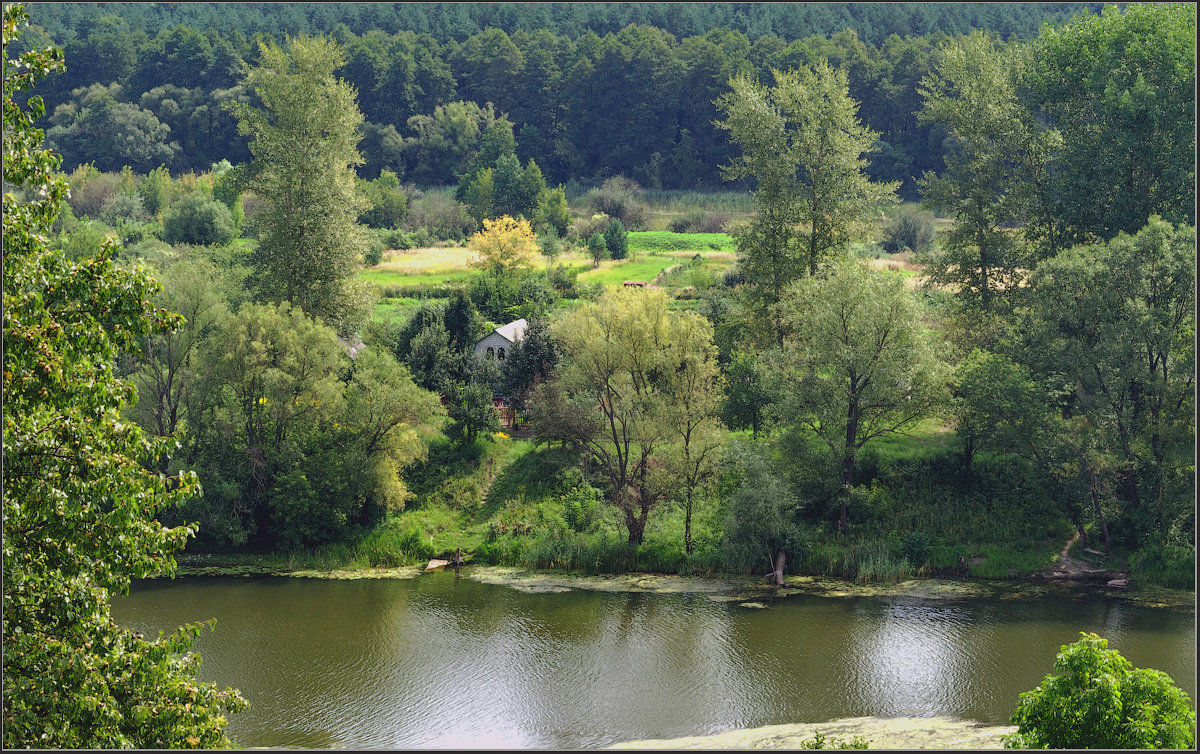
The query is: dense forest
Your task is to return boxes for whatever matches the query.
[19,1,1109,197]
[4,3,1196,747]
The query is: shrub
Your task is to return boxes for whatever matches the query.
[1131,538,1195,589]
[898,530,933,567]
[604,218,628,260]
[881,205,935,254]
[800,732,870,749]
[407,191,475,241]
[1004,632,1195,749]
[669,209,731,234]
[584,176,648,229]
[363,233,386,266]
[359,169,408,229]
[99,190,149,225]
[386,229,413,250]
[58,220,114,260]
[66,167,120,218]
[547,263,578,296]
[162,193,236,246]
[587,232,608,267]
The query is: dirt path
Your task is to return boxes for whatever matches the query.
[1037,530,1128,585]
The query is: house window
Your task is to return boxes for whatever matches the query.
[497,347,505,360]
[486,347,495,358]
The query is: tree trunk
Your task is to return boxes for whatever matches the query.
[1089,471,1113,558]
[840,398,859,533]
[772,548,787,586]
[684,486,693,555]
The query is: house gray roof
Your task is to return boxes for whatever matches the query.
[492,318,528,344]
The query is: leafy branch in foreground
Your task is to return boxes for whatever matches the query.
[3,5,246,747]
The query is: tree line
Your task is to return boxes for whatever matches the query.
[11,3,1103,197]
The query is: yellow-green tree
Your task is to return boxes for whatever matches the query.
[469,214,539,275]
[547,288,722,545]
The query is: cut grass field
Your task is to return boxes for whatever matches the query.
[628,231,736,253]
[575,255,680,286]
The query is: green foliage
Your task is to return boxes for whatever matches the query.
[3,6,247,745]
[772,258,949,530]
[722,443,806,579]
[445,379,499,445]
[584,176,648,230]
[1131,538,1196,590]
[800,731,870,749]
[45,82,179,173]
[406,189,476,241]
[228,34,371,337]
[627,231,736,253]
[880,205,935,254]
[603,217,628,260]
[918,31,1056,315]
[1028,3,1196,240]
[1005,632,1195,750]
[587,231,607,267]
[532,184,570,237]
[722,350,773,438]
[716,61,898,343]
[139,164,171,217]
[1020,218,1195,548]
[162,191,236,246]
[165,301,444,550]
[57,218,112,260]
[358,169,408,229]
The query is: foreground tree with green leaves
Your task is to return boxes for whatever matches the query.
[1016,217,1195,561]
[917,31,1061,319]
[3,5,246,745]
[1004,632,1195,749]
[542,288,722,545]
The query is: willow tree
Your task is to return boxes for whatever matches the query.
[227,35,371,337]
[772,259,948,532]
[3,6,246,746]
[716,61,898,344]
[547,288,722,545]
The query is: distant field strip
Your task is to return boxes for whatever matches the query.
[627,231,736,253]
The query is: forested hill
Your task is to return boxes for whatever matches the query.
[27,2,1106,47]
[18,2,1115,195]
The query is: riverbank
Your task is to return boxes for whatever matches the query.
[170,555,1195,612]
[607,716,1017,749]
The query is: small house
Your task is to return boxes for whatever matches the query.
[623,280,647,288]
[473,317,527,363]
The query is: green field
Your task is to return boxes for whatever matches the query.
[628,231,736,253]
[576,255,681,286]
[359,267,474,289]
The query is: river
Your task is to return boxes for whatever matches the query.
[112,572,1195,749]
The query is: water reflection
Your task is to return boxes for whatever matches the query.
[845,602,974,716]
[112,575,1195,749]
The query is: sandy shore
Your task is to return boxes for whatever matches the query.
[607,716,1017,749]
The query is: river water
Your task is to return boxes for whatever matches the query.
[112,572,1195,749]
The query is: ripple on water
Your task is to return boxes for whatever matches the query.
[111,576,1196,749]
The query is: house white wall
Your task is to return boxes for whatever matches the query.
[474,331,514,361]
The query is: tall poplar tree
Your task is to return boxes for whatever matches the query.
[227,35,372,337]
[717,61,898,345]
[917,32,1062,317]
